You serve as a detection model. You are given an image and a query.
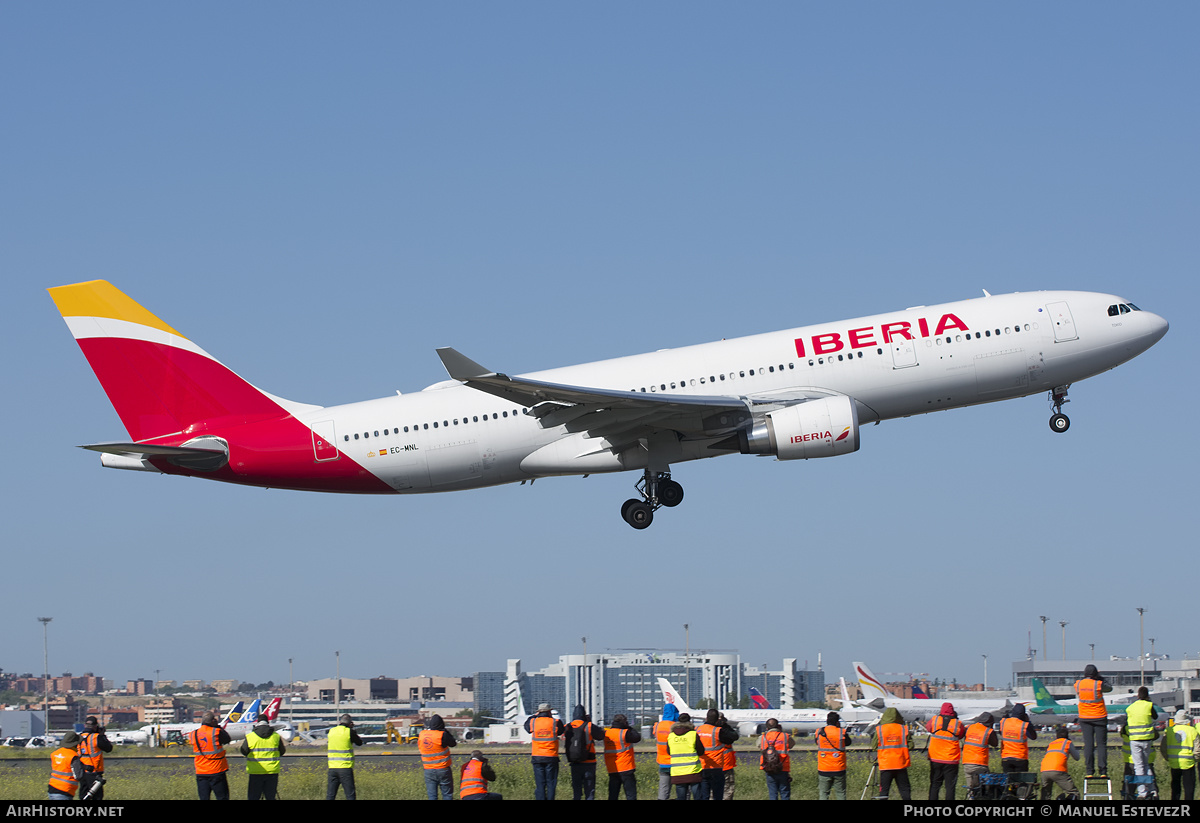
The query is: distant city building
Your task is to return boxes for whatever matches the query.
[397,675,473,702]
[4,673,106,696]
[742,659,825,707]
[209,679,239,693]
[125,679,154,695]
[282,700,411,732]
[305,675,472,703]
[472,669,506,722]
[476,653,824,725]
[47,697,86,728]
[308,677,398,702]
[0,709,45,737]
[139,698,188,724]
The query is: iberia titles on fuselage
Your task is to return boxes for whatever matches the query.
[49,282,1166,528]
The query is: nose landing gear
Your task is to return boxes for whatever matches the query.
[1048,385,1071,433]
[620,470,684,529]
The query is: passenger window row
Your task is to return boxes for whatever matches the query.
[631,362,802,393]
[928,323,1033,346]
[343,408,523,442]
[626,321,1035,390]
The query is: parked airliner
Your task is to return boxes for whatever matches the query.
[656,677,858,736]
[49,281,1166,528]
[853,662,1012,724]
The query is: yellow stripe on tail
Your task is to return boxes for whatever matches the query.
[47,280,185,338]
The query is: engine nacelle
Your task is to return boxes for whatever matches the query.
[737,396,859,460]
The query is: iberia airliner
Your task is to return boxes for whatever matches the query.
[49,281,1166,528]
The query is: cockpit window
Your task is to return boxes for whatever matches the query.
[1108,304,1119,316]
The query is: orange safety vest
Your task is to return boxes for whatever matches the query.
[419,729,451,770]
[604,728,635,773]
[48,748,79,797]
[1074,678,1108,720]
[531,716,559,758]
[459,758,487,798]
[79,732,105,774]
[928,716,965,764]
[759,729,791,772]
[999,717,1030,760]
[816,725,847,772]
[697,723,730,770]
[961,722,993,767]
[876,723,911,770]
[724,739,737,772]
[654,720,673,766]
[1040,738,1071,773]
[191,725,228,775]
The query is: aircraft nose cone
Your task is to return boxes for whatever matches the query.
[1147,312,1169,343]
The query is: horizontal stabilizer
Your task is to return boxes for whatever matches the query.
[82,442,224,457]
[81,440,229,472]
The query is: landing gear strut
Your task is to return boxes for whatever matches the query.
[620,470,684,529]
[1048,385,1071,433]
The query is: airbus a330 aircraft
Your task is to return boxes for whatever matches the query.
[657,677,848,736]
[853,662,1012,724]
[49,281,1167,528]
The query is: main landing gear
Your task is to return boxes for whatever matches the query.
[1049,385,1071,433]
[620,470,684,529]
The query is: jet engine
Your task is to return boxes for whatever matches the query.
[734,396,859,460]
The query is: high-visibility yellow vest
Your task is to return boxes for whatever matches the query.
[1162,723,1197,770]
[668,730,700,776]
[1126,701,1156,742]
[328,725,354,769]
[245,730,282,775]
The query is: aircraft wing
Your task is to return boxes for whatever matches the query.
[436,348,753,440]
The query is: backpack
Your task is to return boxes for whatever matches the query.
[566,721,592,763]
[761,732,783,774]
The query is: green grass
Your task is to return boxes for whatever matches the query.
[0,744,1144,800]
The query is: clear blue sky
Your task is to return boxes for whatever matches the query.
[3,2,1195,691]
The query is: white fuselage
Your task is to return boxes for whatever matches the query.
[300,290,1166,492]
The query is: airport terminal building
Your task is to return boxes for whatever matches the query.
[475,653,825,725]
[1013,656,1200,720]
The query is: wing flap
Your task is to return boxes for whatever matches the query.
[436,347,752,439]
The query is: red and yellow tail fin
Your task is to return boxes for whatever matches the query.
[49,280,291,442]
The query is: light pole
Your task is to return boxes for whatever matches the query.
[1040,616,1048,661]
[581,637,588,715]
[981,654,988,690]
[1060,621,1068,660]
[683,624,690,706]
[38,617,52,735]
[1136,608,1146,687]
